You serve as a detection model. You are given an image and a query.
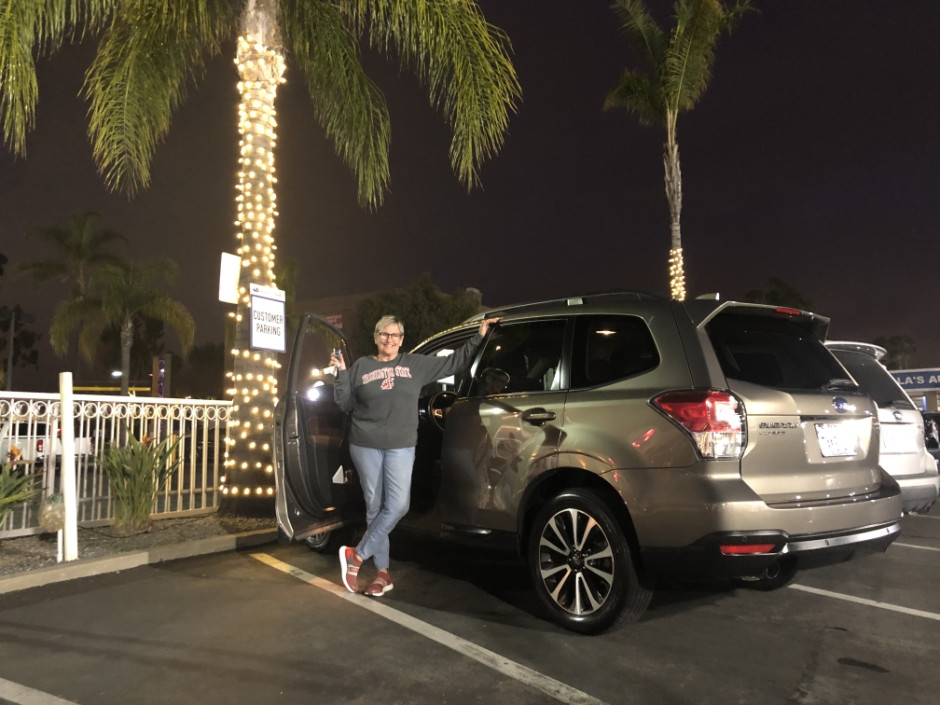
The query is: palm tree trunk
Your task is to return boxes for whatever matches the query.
[663,117,686,301]
[120,318,133,396]
[226,0,285,504]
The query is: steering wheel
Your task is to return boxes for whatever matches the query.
[426,390,457,432]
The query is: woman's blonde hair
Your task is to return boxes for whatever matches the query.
[373,315,404,337]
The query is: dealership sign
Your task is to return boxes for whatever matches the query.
[891,369,940,391]
[250,283,286,353]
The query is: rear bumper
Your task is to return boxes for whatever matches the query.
[896,473,939,513]
[641,520,902,581]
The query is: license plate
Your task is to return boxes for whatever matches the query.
[880,424,914,454]
[815,423,857,457]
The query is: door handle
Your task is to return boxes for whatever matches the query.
[521,408,556,425]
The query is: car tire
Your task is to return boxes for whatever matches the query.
[527,489,652,634]
[304,530,336,553]
[303,525,356,553]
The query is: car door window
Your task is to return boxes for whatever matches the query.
[571,315,659,387]
[418,332,479,397]
[470,319,566,396]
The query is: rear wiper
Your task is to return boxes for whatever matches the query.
[823,378,858,391]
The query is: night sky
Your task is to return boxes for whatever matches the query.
[2,0,939,392]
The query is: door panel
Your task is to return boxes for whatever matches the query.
[274,314,362,539]
[439,319,568,533]
[411,331,479,522]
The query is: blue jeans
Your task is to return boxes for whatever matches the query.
[350,444,415,571]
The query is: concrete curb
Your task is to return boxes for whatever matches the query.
[0,528,278,596]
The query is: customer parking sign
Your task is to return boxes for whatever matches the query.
[250,283,286,352]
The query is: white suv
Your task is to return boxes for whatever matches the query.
[826,341,939,513]
[0,420,95,467]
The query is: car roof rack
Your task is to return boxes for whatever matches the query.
[466,290,667,321]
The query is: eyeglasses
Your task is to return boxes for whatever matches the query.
[377,332,403,341]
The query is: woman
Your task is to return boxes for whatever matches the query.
[331,313,499,596]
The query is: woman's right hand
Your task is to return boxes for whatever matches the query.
[330,349,346,371]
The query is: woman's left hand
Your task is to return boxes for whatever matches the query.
[478,316,501,337]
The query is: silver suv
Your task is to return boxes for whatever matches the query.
[825,341,939,514]
[275,293,903,633]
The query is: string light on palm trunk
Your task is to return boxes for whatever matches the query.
[221,36,285,499]
[669,247,686,302]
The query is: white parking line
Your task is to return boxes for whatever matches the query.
[250,552,609,705]
[893,541,940,553]
[788,584,940,622]
[0,677,80,705]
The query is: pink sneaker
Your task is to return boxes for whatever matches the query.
[339,546,362,593]
[366,570,394,597]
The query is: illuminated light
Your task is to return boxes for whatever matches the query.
[228,33,285,501]
[720,544,776,555]
[668,247,686,301]
[653,390,745,459]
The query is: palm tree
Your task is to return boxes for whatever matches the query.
[17,211,126,299]
[605,0,750,301]
[16,211,126,374]
[1,1,519,498]
[49,258,195,395]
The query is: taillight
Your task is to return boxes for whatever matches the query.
[653,390,745,459]
[36,438,44,454]
[720,544,776,555]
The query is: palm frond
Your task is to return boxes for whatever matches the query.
[19,211,126,295]
[0,1,47,155]
[610,0,665,68]
[604,70,661,125]
[281,0,391,209]
[665,0,751,119]
[83,0,238,195]
[352,0,521,191]
[0,1,119,155]
[49,296,104,358]
[16,259,70,286]
[665,0,722,115]
[141,295,195,354]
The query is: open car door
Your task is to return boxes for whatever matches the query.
[274,313,362,546]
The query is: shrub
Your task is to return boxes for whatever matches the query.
[0,459,41,528]
[100,432,181,534]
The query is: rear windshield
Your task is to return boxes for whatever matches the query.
[831,349,913,408]
[706,312,846,391]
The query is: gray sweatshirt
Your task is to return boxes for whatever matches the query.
[334,333,484,449]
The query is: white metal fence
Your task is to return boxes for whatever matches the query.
[0,391,231,538]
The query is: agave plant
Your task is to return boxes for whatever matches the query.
[0,459,41,530]
[100,432,181,534]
